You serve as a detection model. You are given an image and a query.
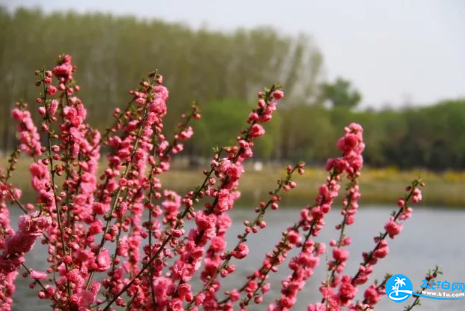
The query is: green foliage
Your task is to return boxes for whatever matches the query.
[280,105,337,162]
[280,100,465,170]
[320,77,362,109]
[0,7,322,144]
[196,98,251,152]
[192,98,282,160]
[0,7,323,158]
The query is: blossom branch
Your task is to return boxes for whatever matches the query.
[186,163,303,310]
[404,266,442,311]
[313,179,424,310]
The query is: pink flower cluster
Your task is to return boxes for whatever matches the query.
[187,164,303,311]
[0,211,51,311]
[311,124,365,310]
[327,181,422,311]
[52,54,74,84]
[0,55,429,311]
[0,174,22,311]
[166,88,284,310]
[263,124,364,311]
[268,241,324,311]
[3,214,51,259]
[11,106,42,157]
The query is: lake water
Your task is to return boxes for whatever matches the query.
[10,206,465,311]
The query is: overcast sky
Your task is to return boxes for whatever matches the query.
[2,0,465,108]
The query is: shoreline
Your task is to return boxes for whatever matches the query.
[2,157,464,208]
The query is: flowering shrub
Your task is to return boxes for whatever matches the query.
[0,55,427,311]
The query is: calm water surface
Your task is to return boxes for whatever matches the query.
[11,206,465,311]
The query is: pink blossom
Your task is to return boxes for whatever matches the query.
[272,90,284,99]
[339,277,357,304]
[178,283,193,301]
[52,55,73,79]
[210,236,226,252]
[30,270,48,280]
[373,240,389,259]
[384,218,402,238]
[225,163,243,181]
[95,248,111,271]
[11,109,24,121]
[249,124,265,138]
[48,99,59,116]
[308,303,327,311]
[287,230,301,245]
[13,109,42,156]
[4,214,51,255]
[247,112,259,123]
[333,248,349,262]
[232,243,249,259]
[216,189,235,213]
[363,284,380,305]
[4,233,36,255]
[47,85,57,96]
[412,188,422,203]
[227,290,240,302]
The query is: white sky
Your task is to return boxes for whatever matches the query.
[2,0,465,108]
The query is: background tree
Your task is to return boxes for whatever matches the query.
[1,7,465,170]
[319,77,362,109]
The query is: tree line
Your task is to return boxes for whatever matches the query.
[1,7,464,170]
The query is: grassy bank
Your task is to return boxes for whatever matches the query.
[160,164,465,208]
[1,156,464,208]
